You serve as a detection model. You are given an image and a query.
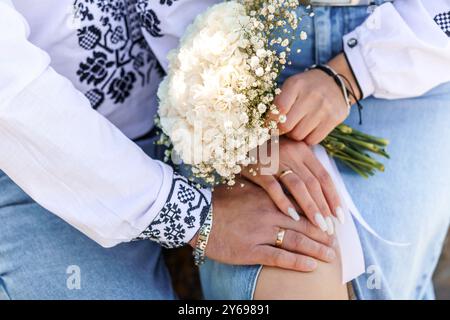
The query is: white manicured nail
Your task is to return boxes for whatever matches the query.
[325,216,334,235]
[288,207,300,221]
[314,213,328,232]
[336,206,345,224]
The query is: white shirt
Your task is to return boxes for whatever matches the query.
[0,0,448,248]
[344,0,450,99]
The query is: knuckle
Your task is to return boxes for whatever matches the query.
[265,178,280,193]
[304,176,320,190]
[294,233,307,249]
[317,170,332,185]
[294,257,307,271]
[304,202,317,215]
[309,89,323,101]
[304,136,316,146]
[287,130,301,141]
[291,178,305,191]
[272,250,284,266]
[319,203,330,215]
[318,244,329,259]
[304,220,316,236]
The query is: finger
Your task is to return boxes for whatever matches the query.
[303,148,343,223]
[287,112,321,142]
[281,230,336,262]
[244,172,300,221]
[295,164,333,219]
[256,245,318,272]
[279,172,329,234]
[272,77,298,119]
[304,120,336,146]
[275,208,334,246]
[277,97,309,135]
[262,177,301,221]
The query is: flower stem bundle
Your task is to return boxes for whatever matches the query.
[322,124,389,178]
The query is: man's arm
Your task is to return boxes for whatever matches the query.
[343,0,450,99]
[0,0,210,248]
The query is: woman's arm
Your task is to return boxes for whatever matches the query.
[344,0,450,99]
[275,0,450,145]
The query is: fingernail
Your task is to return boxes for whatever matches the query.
[306,258,318,269]
[326,248,336,261]
[314,213,328,232]
[336,206,345,224]
[288,207,300,221]
[325,216,334,235]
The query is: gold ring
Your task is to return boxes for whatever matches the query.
[275,228,286,247]
[278,169,293,179]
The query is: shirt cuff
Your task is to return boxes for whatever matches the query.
[134,172,212,248]
[342,32,375,99]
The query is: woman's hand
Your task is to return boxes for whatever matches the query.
[272,53,361,145]
[190,180,337,272]
[242,137,344,235]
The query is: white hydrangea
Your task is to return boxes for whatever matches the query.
[157,0,303,185]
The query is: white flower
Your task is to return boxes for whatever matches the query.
[256,48,267,58]
[300,31,308,40]
[255,67,264,77]
[250,56,260,69]
[258,103,267,114]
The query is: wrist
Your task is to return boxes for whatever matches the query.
[188,231,199,248]
[327,53,362,102]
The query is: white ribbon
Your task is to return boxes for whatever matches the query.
[313,145,409,283]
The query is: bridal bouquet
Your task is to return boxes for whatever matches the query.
[157,0,389,185]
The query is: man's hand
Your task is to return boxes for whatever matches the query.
[191,179,337,272]
[272,53,361,145]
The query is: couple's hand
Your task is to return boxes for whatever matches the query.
[189,54,357,270]
[242,137,343,234]
[272,53,361,145]
[193,180,337,272]
[243,54,358,231]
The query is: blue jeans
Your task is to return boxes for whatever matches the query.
[200,2,450,300]
[0,138,176,299]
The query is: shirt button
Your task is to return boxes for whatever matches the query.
[347,38,358,48]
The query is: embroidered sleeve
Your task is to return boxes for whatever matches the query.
[134,172,212,248]
[434,11,450,37]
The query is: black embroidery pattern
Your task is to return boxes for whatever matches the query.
[73,0,164,109]
[134,0,178,38]
[135,172,211,248]
[159,0,179,5]
[434,11,450,37]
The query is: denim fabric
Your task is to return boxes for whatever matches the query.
[200,1,450,300]
[0,138,176,300]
